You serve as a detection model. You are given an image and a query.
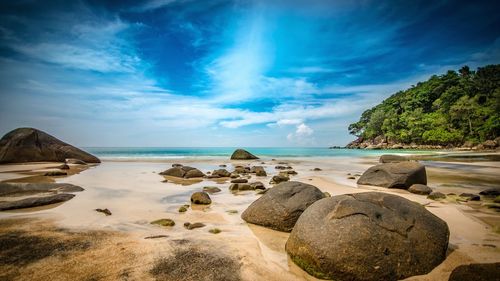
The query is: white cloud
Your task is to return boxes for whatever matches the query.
[287,123,315,145]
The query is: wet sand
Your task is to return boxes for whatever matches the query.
[0,154,499,280]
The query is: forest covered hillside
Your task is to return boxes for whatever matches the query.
[347,65,500,149]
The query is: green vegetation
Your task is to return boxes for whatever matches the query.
[349,65,500,145]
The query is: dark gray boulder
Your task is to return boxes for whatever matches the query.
[357,162,427,189]
[286,192,449,281]
[408,184,432,195]
[0,193,76,210]
[241,181,325,232]
[448,262,500,281]
[230,149,259,160]
[379,154,409,163]
[212,169,231,177]
[0,128,100,163]
[479,188,500,197]
[0,182,84,196]
[428,191,446,200]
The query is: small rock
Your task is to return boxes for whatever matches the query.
[184,169,205,178]
[275,165,287,170]
[347,176,355,180]
[95,208,112,216]
[184,222,205,230]
[209,228,221,234]
[428,192,446,200]
[229,183,253,191]
[312,168,322,171]
[144,235,169,239]
[270,174,289,184]
[479,188,500,197]
[203,186,222,194]
[58,164,70,170]
[191,192,212,205]
[178,206,188,213]
[226,210,238,214]
[231,178,248,183]
[459,193,480,201]
[448,262,500,281]
[151,219,175,227]
[408,184,432,195]
[250,181,265,190]
[379,154,409,163]
[212,169,231,177]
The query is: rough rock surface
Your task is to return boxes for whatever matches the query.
[0,193,76,211]
[0,127,100,163]
[211,169,231,177]
[241,181,325,232]
[0,182,84,196]
[191,192,212,205]
[428,191,446,200]
[448,262,500,281]
[229,183,253,191]
[159,166,205,178]
[379,154,409,163]
[230,149,259,160]
[408,184,432,195]
[270,174,289,184]
[184,169,205,178]
[286,192,450,281]
[479,188,500,197]
[357,162,427,189]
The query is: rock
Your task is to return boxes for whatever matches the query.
[230,172,239,178]
[323,192,331,197]
[270,174,289,184]
[95,208,112,216]
[0,193,75,211]
[190,192,211,204]
[58,164,70,170]
[230,149,259,160]
[347,176,355,180]
[203,186,222,194]
[172,163,183,167]
[250,181,265,190]
[219,164,227,167]
[0,182,84,196]
[241,181,325,232]
[151,219,175,227]
[44,171,67,176]
[209,228,221,234]
[178,206,188,212]
[159,167,185,177]
[286,192,450,280]
[250,166,267,176]
[408,184,432,195]
[184,168,205,178]
[312,168,322,171]
[65,158,87,165]
[379,154,409,163]
[0,128,100,163]
[357,162,427,189]
[459,193,480,201]
[212,169,231,177]
[482,140,497,149]
[229,183,252,191]
[479,188,500,197]
[283,170,297,175]
[231,178,248,183]
[448,262,500,281]
[428,191,446,200]
[184,222,205,230]
[275,165,287,170]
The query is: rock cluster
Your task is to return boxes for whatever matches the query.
[159,164,205,178]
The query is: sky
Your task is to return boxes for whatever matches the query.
[0,0,499,147]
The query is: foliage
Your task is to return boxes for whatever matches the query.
[349,65,500,145]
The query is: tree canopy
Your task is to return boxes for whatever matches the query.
[348,65,500,145]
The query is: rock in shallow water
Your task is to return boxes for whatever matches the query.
[286,192,449,281]
[230,149,259,160]
[191,192,211,205]
[408,184,432,195]
[0,193,76,211]
[357,162,427,189]
[241,181,325,232]
[448,262,500,281]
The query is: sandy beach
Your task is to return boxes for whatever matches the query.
[0,152,499,281]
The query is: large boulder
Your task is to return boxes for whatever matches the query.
[448,262,500,281]
[286,192,449,281]
[230,149,259,160]
[357,162,427,189]
[379,154,409,163]
[0,128,100,163]
[241,181,325,232]
[159,166,204,178]
[0,193,76,210]
[190,192,211,205]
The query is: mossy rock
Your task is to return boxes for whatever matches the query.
[151,219,175,227]
[209,228,221,234]
[178,206,188,213]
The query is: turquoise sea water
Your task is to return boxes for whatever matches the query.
[84,147,436,159]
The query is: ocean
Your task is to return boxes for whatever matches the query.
[84,147,434,160]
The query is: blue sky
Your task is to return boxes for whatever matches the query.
[0,0,499,147]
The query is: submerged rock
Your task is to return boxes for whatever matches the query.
[230,149,259,160]
[286,192,449,281]
[241,181,325,232]
[184,222,206,230]
[379,154,409,163]
[270,174,289,184]
[357,162,427,189]
[428,191,446,200]
[0,127,100,163]
[448,262,500,281]
[459,193,480,201]
[0,182,84,196]
[151,219,175,227]
[203,186,222,194]
[95,208,112,216]
[408,184,432,195]
[191,192,212,205]
[44,171,67,176]
[0,193,75,211]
